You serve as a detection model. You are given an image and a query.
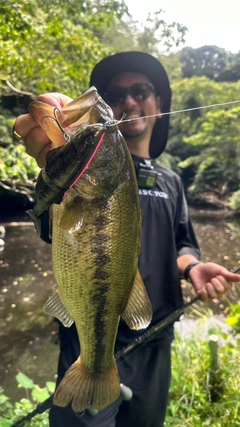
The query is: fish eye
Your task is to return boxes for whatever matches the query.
[85,134,95,146]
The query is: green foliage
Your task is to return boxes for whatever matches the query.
[228,190,240,211]
[0,0,120,96]
[0,143,40,182]
[0,374,55,426]
[133,10,187,53]
[180,46,228,80]
[0,0,188,205]
[178,107,240,200]
[180,46,240,83]
[94,9,187,60]
[218,53,240,82]
[166,77,240,202]
[0,1,186,97]
[0,108,39,200]
[225,303,240,333]
[165,332,240,426]
[0,111,16,144]
[159,52,183,82]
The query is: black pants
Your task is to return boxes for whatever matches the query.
[49,333,172,427]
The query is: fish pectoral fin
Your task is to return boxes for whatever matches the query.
[59,198,84,232]
[43,289,74,327]
[54,356,120,412]
[121,269,152,330]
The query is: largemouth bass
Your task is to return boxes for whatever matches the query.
[29,87,152,412]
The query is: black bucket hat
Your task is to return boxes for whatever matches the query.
[90,51,172,158]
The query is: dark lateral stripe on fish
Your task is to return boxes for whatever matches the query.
[90,220,112,372]
[89,281,110,373]
[92,213,110,228]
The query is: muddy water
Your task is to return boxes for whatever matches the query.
[0,209,240,403]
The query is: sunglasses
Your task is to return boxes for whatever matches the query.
[105,83,155,107]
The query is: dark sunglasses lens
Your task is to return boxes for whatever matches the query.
[107,89,126,107]
[130,84,151,102]
[107,83,154,107]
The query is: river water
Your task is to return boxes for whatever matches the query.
[0,208,240,403]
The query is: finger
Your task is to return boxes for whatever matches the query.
[37,93,72,108]
[209,277,227,296]
[14,113,39,140]
[205,282,218,299]
[25,126,52,168]
[215,275,231,291]
[196,286,209,302]
[227,272,240,282]
[216,268,240,283]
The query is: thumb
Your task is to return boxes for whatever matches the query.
[216,265,240,282]
[37,93,72,108]
[224,271,240,282]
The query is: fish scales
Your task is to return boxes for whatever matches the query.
[28,88,152,412]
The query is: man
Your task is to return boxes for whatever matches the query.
[14,51,240,427]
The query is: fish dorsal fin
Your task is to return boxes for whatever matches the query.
[44,289,74,327]
[121,269,152,330]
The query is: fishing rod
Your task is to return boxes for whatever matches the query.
[10,266,240,426]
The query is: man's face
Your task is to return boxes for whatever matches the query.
[106,72,161,141]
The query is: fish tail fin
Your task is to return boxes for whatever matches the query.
[53,356,120,412]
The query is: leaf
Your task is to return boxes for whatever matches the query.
[15,373,34,389]
[0,420,12,426]
[31,386,49,403]
[46,381,56,394]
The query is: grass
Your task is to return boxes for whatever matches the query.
[165,321,240,426]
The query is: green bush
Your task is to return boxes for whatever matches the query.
[228,190,240,211]
[165,330,240,426]
[0,109,40,202]
[0,374,55,426]
[225,302,240,334]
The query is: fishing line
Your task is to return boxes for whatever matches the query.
[116,99,240,125]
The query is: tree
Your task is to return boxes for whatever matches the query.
[179,107,240,205]
[179,45,240,83]
[180,46,228,80]
[0,0,188,205]
[96,9,187,58]
[165,76,240,189]
[0,0,129,96]
[217,52,240,82]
